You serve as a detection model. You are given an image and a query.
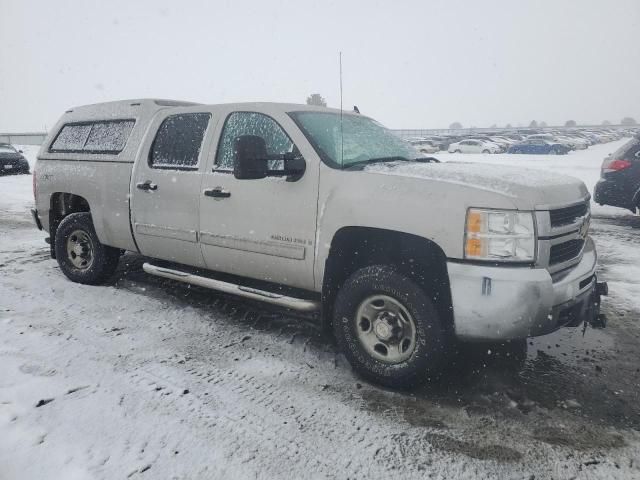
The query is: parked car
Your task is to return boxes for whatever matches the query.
[422,136,448,151]
[32,99,606,388]
[594,135,640,212]
[408,138,439,154]
[0,143,30,174]
[448,139,501,154]
[556,135,588,150]
[508,138,571,155]
[417,141,440,154]
[526,134,572,149]
[487,136,515,150]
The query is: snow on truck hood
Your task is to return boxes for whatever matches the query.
[364,161,589,207]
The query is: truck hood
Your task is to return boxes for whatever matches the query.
[364,161,589,208]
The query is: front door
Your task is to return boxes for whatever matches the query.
[199,110,318,290]
[131,110,213,267]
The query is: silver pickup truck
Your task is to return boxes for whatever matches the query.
[32,99,607,387]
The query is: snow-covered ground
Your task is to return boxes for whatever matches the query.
[1,141,640,479]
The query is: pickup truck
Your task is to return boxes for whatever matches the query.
[32,99,607,388]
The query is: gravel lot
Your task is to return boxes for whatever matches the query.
[1,142,639,479]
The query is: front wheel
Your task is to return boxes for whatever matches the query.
[482,149,490,154]
[333,265,448,388]
[54,212,121,285]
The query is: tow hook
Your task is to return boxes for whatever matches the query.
[596,281,609,297]
[588,281,609,329]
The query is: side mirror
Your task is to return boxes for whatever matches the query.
[282,152,306,182]
[233,135,306,181]
[233,135,268,180]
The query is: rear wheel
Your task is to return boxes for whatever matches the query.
[54,212,120,285]
[333,265,448,388]
[482,149,490,154]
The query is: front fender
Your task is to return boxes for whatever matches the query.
[313,165,517,288]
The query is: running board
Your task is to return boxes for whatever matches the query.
[142,263,320,313]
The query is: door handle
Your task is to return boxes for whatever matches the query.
[204,187,231,198]
[136,181,158,191]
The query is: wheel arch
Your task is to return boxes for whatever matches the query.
[49,192,92,259]
[321,226,453,334]
[633,186,640,210]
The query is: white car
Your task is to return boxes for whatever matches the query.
[413,140,440,154]
[557,135,588,150]
[528,133,575,150]
[448,139,501,154]
[491,136,519,147]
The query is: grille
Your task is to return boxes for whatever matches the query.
[550,239,584,265]
[549,203,589,227]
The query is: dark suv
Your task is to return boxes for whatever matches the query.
[594,136,640,212]
[0,143,30,174]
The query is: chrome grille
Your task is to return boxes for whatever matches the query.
[549,203,589,227]
[537,199,590,274]
[549,239,585,265]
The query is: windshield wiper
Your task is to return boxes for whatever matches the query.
[343,156,440,170]
[343,156,410,170]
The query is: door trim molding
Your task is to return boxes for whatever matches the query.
[200,232,305,260]
[135,223,198,243]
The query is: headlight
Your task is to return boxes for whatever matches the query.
[464,208,536,262]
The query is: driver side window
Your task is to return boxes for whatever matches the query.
[215,112,294,171]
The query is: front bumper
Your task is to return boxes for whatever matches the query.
[449,237,599,341]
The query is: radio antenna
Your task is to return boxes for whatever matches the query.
[339,51,344,165]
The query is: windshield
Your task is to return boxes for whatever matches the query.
[289,111,418,168]
[0,145,17,154]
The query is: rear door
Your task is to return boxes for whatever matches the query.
[131,109,214,267]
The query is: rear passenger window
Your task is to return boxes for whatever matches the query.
[50,124,92,151]
[50,120,135,154]
[84,121,134,152]
[149,113,210,169]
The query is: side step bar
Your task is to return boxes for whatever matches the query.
[143,263,320,313]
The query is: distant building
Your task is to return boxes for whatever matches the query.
[0,132,47,145]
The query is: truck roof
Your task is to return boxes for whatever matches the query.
[60,98,357,123]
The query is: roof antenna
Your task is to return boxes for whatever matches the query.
[339,51,344,166]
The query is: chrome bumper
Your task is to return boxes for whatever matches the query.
[449,237,598,341]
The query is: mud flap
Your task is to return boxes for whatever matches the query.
[586,281,608,330]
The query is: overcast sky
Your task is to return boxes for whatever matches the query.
[1,0,638,132]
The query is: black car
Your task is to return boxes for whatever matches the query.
[594,136,640,212]
[0,143,30,174]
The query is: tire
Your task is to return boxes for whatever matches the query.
[482,149,490,154]
[54,212,120,285]
[454,149,462,153]
[333,265,448,388]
